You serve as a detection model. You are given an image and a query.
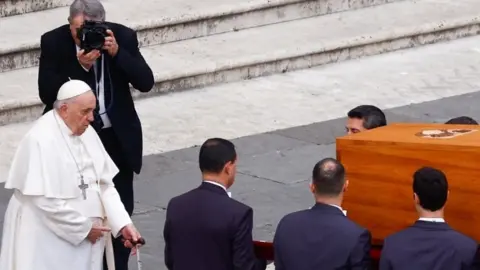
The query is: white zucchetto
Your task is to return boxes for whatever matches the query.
[56,79,92,101]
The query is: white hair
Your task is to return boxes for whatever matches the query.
[69,0,106,22]
[53,96,77,110]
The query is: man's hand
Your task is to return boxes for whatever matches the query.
[103,29,119,57]
[121,223,142,254]
[77,49,101,70]
[87,223,111,244]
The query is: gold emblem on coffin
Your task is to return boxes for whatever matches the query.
[415,129,477,139]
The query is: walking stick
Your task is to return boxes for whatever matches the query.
[122,237,146,270]
[135,245,143,270]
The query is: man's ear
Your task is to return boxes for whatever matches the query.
[224,161,234,175]
[343,179,349,192]
[309,182,315,194]
[413,192,419,204]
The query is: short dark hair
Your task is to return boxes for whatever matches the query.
[413,167,448,211]
[312,158,345,196]
[445,116,478,125]
[347,105,387,130]
[199,138,237,174]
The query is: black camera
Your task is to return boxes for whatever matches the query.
[77,20,109,53]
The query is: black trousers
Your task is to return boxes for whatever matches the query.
[99,128,134,270]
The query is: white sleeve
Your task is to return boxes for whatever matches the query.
[101,185,132,238]
[30,196,92,246]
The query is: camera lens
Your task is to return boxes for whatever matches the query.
[85,31,105,50]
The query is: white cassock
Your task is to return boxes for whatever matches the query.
[0,109,132,270]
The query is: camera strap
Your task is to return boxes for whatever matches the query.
[93,56,102,96]
[92,54,114,119]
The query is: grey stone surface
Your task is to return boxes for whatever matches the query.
[127,211,166,269]
[0,0,70,17]
[273,111,426,145]
[128,92,480,269]
[238,143,336,184]
[389,91,480,123]
[0,0,398,71]
[2,90,480,270]
[2,0,480,126]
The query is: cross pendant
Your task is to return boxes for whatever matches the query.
[78,176,88,200]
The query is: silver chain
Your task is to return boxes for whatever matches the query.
[53,112,83,178]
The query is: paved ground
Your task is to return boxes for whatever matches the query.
[1,35,480,181]
[0,36,479,269]
[125,91,480,269]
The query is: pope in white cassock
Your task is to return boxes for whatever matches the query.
[0,80,143,270]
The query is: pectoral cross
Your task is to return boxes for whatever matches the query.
[78,176,88,200]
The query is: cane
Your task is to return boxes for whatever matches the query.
[122,237,146,270]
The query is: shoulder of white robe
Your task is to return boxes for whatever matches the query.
[3,113,79,199]
[81,126,119,184]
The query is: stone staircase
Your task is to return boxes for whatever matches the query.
[0,0,70,17]
[0,0,479,126]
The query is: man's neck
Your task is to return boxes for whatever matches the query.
[202,174,228,189]
[315,195,343,207]
[418,209,444,219]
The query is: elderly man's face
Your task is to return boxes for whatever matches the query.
[346,117,366,135]
[69,15,87,45]
[60,92,96,135]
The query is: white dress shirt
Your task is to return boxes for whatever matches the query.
[203,181,232,198]
[310,203,347,216]
[328,204,347,216]
[418,217,445,222]
[76,46,112,128]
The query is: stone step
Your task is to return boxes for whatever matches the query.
[0,0,70,17]
[0,0,479,126]
[0,0,399,72]
[0,34,479,184]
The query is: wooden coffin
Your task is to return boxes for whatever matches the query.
[336,123,480,244]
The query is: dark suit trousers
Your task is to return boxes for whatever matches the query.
[99,128,134,270]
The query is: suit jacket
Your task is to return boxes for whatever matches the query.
[37,22,154,174]
[379,221,479,270]
[273,203,372,270]
[163,182,258,270]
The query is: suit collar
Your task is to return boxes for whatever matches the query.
[311,202,345,216]
[413,220,452,231]
[200,181,229,197]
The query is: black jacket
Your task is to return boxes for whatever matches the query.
[163,182,259,270]
[380,221,479,270]
[273,203,372,270]
[38,22,154,173]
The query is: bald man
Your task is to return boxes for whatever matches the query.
[0,80,142,270]
[273,158,372,270]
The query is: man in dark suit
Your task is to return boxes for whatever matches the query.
[379,167,479,270]
[273,158,372,270]
[37,0,154,269]
[346,105,386,134]
[163,138,260,270]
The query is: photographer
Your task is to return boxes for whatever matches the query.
[37,0,154,269]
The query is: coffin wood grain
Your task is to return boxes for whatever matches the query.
[336,123,480,244]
